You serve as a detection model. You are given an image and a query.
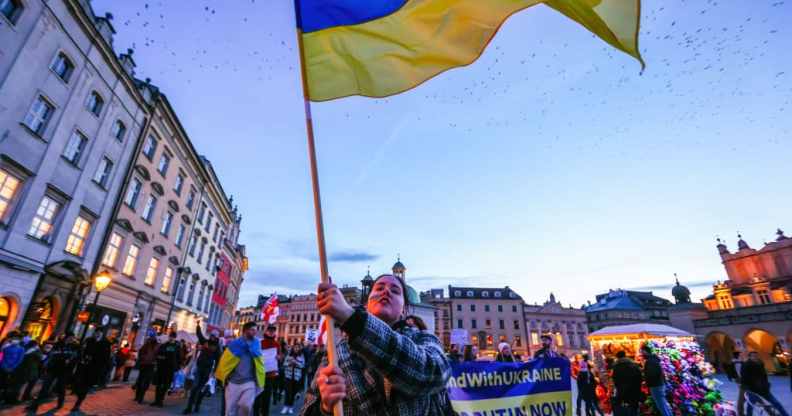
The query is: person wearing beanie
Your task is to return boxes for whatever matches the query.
[496,342,516,363]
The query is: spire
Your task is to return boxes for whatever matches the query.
[716,237,730,254]
[671,274,691,304]
[776,228,788,241]
[737,233,750,250]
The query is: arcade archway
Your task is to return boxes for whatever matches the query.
[744,328,779,372]
[704,331,736,371]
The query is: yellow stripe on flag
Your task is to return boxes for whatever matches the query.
[302,0,644,101]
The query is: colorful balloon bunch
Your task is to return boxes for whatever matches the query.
[642,339,724,416]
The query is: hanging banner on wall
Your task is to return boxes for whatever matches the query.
[447,357,572,416]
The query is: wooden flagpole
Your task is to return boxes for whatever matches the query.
[293,3,343,415]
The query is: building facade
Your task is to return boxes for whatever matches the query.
[83,86,207,345]
[446,286,528,358]
[524,293,590,357]
[0,0,147,340]
[694,232,792,373]
[584,289,673,332]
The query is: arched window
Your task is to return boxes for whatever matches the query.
[111,120,126,141]
[50,52,75,82]
[86,91,104,116]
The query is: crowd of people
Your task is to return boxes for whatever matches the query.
[1,278,788,416]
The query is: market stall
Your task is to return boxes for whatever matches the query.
[587,324,730,415]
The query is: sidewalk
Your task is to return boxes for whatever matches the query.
[0,381,222,416]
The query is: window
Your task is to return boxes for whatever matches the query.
[142,135,157,160]
[1,0,23,24]
[197,283,206,311]
[23,96,54,136]
[512,305,518,313]
[186,188,196,210]
[187,279,197,306]
[482,291,489,297]
[50,52,74,82]
[122,245,140,276]
[555,333,564,347]
[102,233,123,267]
[757,289,771,305]
[175,223,186,247]
[188,234,199,256]
[144,258,159,286]
[219,231,225,245]
[514,335,522,347]
[717,294,733,310]
[177,278,187,302]
[65,216,91,256]
[111,120,126,141]
[497,305,503,313]
[161,267,173,294]
[213,223,220,242]
[456,304,462,312]
[470,304,475,312]
[466,290,474,297]
[494,291,502,298]
[205,212,213,232]
[28,196,61,241]
[454,290,461,297]
[206,248,214,271]
[485,319,491,327]
[0,169,21,222]
[160,211,173,236]
[124,178,142,209]
[499,319,505,329]
[513,320,520,330]
[203,288,212,312]
[141,195,157,222]
[471,319,477,329]
[197,202,207,224]
[197,240,206,263]
[86,91,104,116]
[62,131,88,165]
[93,157,113,188]
[174,174,184,195]
[484,305,490,312]
[157,153,170,176]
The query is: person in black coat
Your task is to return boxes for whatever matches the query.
[740,351,789,416]
[611,351,643,416]
[641,345,672,416]
[152,331,182,407]
[26,334,80,412]
[183,337,220,414]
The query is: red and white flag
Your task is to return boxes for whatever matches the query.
[316,314,328,346]
[260,294,280,324]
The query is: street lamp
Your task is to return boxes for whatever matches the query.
[80,270,113,341]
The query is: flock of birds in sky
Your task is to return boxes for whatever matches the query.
[102,0,789,156]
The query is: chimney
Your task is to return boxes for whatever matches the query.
[119,48,136,76]
[94,12,116,47]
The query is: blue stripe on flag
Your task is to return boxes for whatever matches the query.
[296,0,408,33]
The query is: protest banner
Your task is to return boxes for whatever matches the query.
[447,357,572,416]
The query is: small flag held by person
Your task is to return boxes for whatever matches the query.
[260,293,280,324]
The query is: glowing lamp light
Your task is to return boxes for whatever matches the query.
[94,271,113,293]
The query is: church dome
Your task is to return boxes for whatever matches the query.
[405,284,421,305]
[392,260,406,272]
[671,278,691,304]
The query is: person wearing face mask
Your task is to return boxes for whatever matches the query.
[301,274,452,416]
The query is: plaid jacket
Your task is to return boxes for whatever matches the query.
[301,310,452,416]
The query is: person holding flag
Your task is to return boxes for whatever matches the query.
[253,324,280,416]
[301,274,452,415]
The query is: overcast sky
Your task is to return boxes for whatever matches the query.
[93,0,791,308]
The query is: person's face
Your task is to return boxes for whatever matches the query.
[502,346,512,355]
[366,275,405,325]
[244,326,257,339]
[265,327,276,338]
[542,337,552,348]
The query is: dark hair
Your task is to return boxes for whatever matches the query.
[540,334,552,341]
[582,354,590,361]
[404,315,427,331]
[463,344,475,362]
[242,321,257,331]
[372,274,410,307]
[616,350,626,359]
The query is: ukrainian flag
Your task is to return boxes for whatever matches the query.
[297,0,644,102]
